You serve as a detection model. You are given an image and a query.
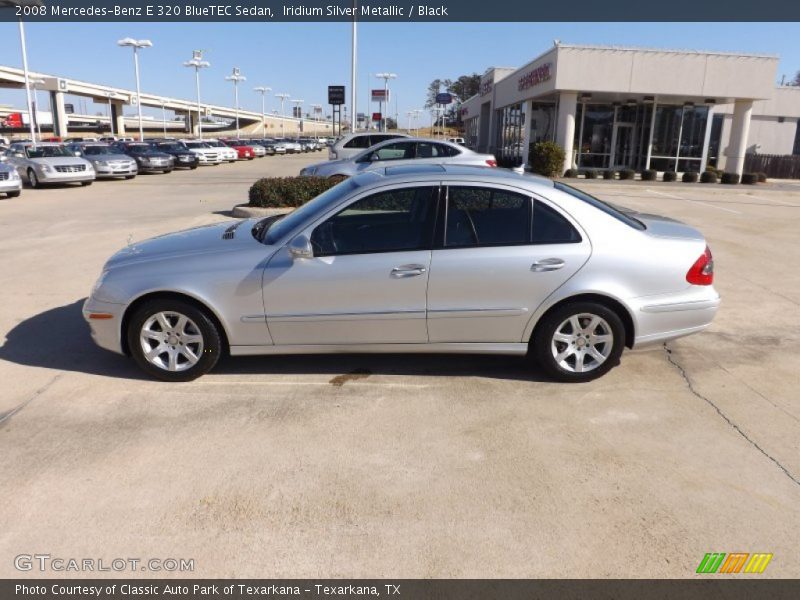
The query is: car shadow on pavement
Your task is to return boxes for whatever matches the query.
[1,300,549,383]
[0,299,147,380]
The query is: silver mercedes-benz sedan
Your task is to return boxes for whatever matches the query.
[300,138,497,179]
[84,165,719,382]
[5,142,95,187]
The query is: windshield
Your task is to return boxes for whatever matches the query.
[125,145,150,154]
[553,182,645,230]
[82,146,114,156]
[184,142,208,148]
[25,145,71,158]
[262,179,358,245]
[156,143,183,152]
[205,141,223,147]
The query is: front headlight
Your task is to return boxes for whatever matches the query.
[39,164,52,173]
[95,161,108,167]
[91,270,108,296]
[9,170,20,180]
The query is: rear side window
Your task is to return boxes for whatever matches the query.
[343,135,373,149]
[532,201,582,244]
[445,187,531,248]
[554,182,645,230]
[417,142,460,158]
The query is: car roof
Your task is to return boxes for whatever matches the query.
[354,164,554,190]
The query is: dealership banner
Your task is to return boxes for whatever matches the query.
[3,580,800,599]
[2,0,800,21]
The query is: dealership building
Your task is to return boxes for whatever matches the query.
[460,43,800,174]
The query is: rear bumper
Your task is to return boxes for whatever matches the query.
[631,286,720,347]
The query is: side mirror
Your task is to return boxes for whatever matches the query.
[288,234,313,259]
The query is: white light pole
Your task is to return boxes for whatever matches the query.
[183,50,210,140]
[29,77,45,142]
[225,67,246,139]
[16,16,38,145]
[310,103,322,140]
[275,93,290,137]
[117,37,152,142]
[351,0,357,132]
[161,103,167,138]
[253,86,272,139]
[374,72,396,132]
[292,99,304,140]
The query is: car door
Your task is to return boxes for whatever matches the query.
[263,185,439,346]
[427,183,592,343]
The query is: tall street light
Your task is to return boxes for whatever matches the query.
[291,99,304,140]
[275,93,290,137]
[310,103,322,139]
[225,67,246,139]
[29,77,45,142]
[253,86,272,139]
[117,37,152,142]
[15,9,38,145]
[183,50,210,140]
[374,72,397,132]
[351,0,357,132]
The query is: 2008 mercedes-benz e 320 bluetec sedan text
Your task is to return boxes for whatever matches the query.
[84,165,719,382]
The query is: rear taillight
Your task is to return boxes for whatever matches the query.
[486,159,497,167]
[686,246,714,285]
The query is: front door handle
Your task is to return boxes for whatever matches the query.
[530,258,565,272]
[391,264,427,278]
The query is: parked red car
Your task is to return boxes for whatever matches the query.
[222,140,256,160]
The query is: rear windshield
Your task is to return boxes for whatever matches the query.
[553,182,645,230]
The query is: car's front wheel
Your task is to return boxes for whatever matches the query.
[533,301,625,383]
[28,169,40,188]
[128,299,222,382]
[81,180,92,186]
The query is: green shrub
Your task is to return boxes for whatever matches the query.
[757,172,768,183]
[581,169,599,179]
[721,172,740,184]
[529,141,566,177]
[684,172,700,183]
[249,176,339,208]
[602,169,616,180]
[699,171,717,183]
[641,169,657,181]
[619,169,636,180]
[662,171,677,182]
[741,173,758,185]
[563,168,579,178]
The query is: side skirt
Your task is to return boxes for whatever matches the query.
[229,342,529,357]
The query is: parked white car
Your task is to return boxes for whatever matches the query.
[0,160,22,197]
[202,139,238,163]
[180,140,223,165]
[301,138,497,179]
[5,142,95,188]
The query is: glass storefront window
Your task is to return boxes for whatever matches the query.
[575,104,614,169]
[651,104,710,172]
[529,103,556,144]
[496,103,524,166]
[464,118,479,149]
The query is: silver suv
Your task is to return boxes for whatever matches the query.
[328,132,410,161]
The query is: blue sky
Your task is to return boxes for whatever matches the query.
[1,21,798,127]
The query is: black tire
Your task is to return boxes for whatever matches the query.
[164,169,172,174]
[532,301,625,383]
[28,169,39,188]
[125,175,136,179]
[190,166,198,170]
[7,190,21,198]
[127,298,223,382]
[81,180,92,186]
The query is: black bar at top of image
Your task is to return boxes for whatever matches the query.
[1,0,800,21]
[3,580,800,600]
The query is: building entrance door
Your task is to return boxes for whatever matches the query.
[611,123,635,169]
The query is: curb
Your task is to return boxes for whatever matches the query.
[231,205,293,218]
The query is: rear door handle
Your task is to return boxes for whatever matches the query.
[391,264,427,278]
[530,258,565,272]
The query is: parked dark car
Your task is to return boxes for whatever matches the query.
[149,142,199,169]
[112,142,174,174]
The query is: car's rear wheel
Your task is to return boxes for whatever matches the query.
[28,169,39,188]
[533,301,625,383]
[125,175,136,179]
[128,299,222,382]
[81,181,92,186]
[7,190,21,198]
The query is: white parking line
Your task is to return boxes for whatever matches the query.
[645,189,742,215]
[737,193,794,207]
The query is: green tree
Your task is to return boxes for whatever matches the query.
[448,74,481,102]
[790,71,800,86]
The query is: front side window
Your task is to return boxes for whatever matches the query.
[311,186,437,256]
[445,187,531,248]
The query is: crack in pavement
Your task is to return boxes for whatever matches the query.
[0,373,62,428]
[663,343,800,489]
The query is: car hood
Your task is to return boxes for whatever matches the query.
[104,220,261,269]
[28,156,90,166]
[85,153,133,162]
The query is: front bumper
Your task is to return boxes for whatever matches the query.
[94,163,138,178]
[83,296,126,355]
[0,178,22,193]
[38,170,95,184]
[631,286,721,347]
[137,161,172,172]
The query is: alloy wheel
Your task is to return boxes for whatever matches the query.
[550,313,614,374]
[139,311,204,372]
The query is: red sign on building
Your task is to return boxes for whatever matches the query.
[372,112,382,121]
